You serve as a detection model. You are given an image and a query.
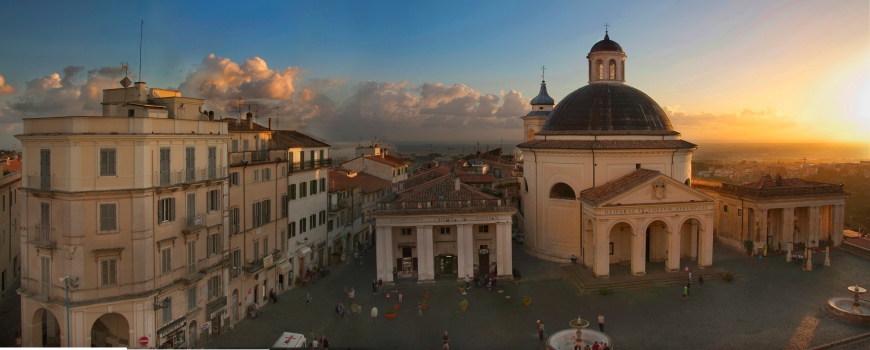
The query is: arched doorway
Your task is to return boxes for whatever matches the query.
[188,320,198,349]
[680,218,702,263]
[645,220,669,263]
[90,313,129,347]
[608,222,634,275]
[31,308,60,347]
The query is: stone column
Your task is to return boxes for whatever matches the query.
[742,206,751,243]
[809,206,820,247]
[631,228,646,276]
[783,207,795,248]
[376,225,393,282]
[699,215,714,268]
[594,220,610,278]
[832,204,844,246]
[497,221,513,277]
[690,221,699,260]
[415,225,434,281]
[456,224,474,278]
[758,208,768,246]
[666,219,680,272]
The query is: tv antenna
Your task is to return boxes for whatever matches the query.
[138,20,144,82]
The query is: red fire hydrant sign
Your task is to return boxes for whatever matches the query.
[139,336,149,346]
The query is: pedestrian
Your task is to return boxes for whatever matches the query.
[418,302,423,315]
[364,243,368,255]
[269,288,279,303]
[570,254,577,264]
[474,274,480,287]
[372,279,377,294]
[311,338,319,348]
[592,341,600,350]
[378,278,384,294]
[322,335,329,349]
[699,274,704,288]
[602,342,610,350]
[688,270,692,282]
[683,284,688,301]
[538,320,545,340]
[371,306,378,324]
[354,251,359,262]
[465,275,470,289]
[348,287,355,304]
[308,329,315,347]
[598,313,605,332]
[684,266,689,274]
[687,278,692,296]
[306,293,311,304]
[442,331,450,349]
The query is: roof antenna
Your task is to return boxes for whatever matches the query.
[138,20,144,82]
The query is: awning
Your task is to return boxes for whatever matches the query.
[277,260,293,274]
[299,246,312,255]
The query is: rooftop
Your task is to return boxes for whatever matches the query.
[580,169,661,205]
[517,139,697,150]
[364,154,411,167]
[329,170,393,194]
[376,174,513,216]
[692,176,849,200]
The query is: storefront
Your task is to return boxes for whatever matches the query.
[435,255,457,277]
[157,317,186,349]
[277,259,293,292]
[206,297,227,336]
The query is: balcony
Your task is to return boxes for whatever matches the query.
[328,202,347,213]
[27,225,57,249]
[26,175,54,191]
[288,158,332,173]
[182,214,206,233]
[154,166,227,187]
[229,149,287,166]
[186,255,229,281]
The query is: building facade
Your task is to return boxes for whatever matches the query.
[0,171,21,297]
[16,82,231,348]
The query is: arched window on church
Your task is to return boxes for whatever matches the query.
[596,60,604,80]
[609,60,616,80]
[549,183,575,199]
[528,129,535,140]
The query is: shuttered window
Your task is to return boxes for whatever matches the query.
[99,203,117,231]
[161,248,172,275]
[207,189,220,212]
[157,198,176,223]
[187,241,196,275]
[230,208,240,235]
[289,184,296,200]
[252,202,261,228]
[188,286,197,310]
[99,149,117,176]
[100,259,117,286]
[40,256,51,296]
[208,232,221,256]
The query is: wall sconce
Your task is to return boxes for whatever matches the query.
[153,297,170,310]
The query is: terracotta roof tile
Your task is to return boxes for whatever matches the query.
[329,170,392,194]
[740,177,831,189]
[459,173,495,183]
[517,139,697,150]
[222,118,272,131]
[580,169,661,204]
[272,130,330,148]
[365,154,410,167]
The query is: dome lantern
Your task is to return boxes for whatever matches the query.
[587,28,627,84]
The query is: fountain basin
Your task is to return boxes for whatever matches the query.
[569,319,590,329]
[547,329,612,350]
[827,297,870,323]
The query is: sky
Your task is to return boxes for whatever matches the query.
[0,0,868,149]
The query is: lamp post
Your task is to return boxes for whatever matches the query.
[59,276,76,348]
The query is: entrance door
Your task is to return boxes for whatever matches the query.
[478,252,489,277]
[402,247,412,258]
[645,228,651,262]
[438,255,454,276]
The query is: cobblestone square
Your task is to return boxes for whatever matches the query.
[208,243,870,349]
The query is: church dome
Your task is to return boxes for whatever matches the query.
[530,80,555,105]
[590,33,623,53]
[541,83,673,132]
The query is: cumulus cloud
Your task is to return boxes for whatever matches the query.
[7,64,127,118]
[0,74,17,95]
[178,54,300,103]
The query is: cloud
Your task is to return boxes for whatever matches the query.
[178,54,301,103]
[664,105,808,141]
[0,74,17,95]
[7,64,127,118]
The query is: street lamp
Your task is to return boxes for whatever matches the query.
[58,276,78,347]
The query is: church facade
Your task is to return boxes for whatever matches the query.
[518,32,717,278]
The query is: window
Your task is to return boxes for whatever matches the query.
[636,163,641,170]
[188,286,197,311]
[128,109,135,117]
[230,208,240,235]
[738,209,743,216]
[208,146,217,179]
[207,189,220,212]
[549,183,575,199]
[100,259,117,286]
[161,247,172,275]
[609,242,614,255]
[310,180,317,195]
[162,297,172,324]
[252,200,271,227]
[264,237,269,256]
[478,225,489,233]
[159,148,170,185]
[99,203,117,231]
[328,220,334,232]
[320,150,324,162]
[230,172,240,186]
[243,140,249,151]
[281,165,286,178]
[40,256,50,296]
[289,222,296,238]
[253,169,259,183]
[310,214,316,229]
[724,205,728,212]
[263,199,271,224]
[281,195,288,218]
[254,240,260,260]
[319,210,326,224]
[157,198,175,223]
[280,229,286,252]
[185,147,196,182]
[231,140,238,152]
[289,184,297,200]
[300,219,307,233]
[300,182,307,197]
[320,178,326,192]
[263,168,271,181]
[208,231,222,256]
[230,250,241,279]
[252,202,262,228]
[208,275,222,299]
[100,149,117,176]
[440,227,451,235]
[187,241,196,275]
[401,228,413,236]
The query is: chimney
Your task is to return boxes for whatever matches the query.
[208,111,214,121]
[454,177,461,191]
[269,118,272,130]
[246,112,253,130]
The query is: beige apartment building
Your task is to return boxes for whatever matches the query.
[225,114,330,323]
[16,81,231,348]
[1,171,22,297]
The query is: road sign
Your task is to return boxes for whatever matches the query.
[139,336,149,346]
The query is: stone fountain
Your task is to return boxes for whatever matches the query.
[546,316,612,350]
[827,285,870,323]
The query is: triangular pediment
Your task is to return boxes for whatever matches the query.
[580,170,715,206]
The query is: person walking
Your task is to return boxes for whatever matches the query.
[322,335,330,349]
[417,302,423,315]
[442,331,450,349]
[464,275,470,290]
[682,284,689,301]
[688,270,692,283]
[306,293,312,304]
[371,306,378,325]
[354,251,359,264]
[538,320,545,340]
[348,287,355,304]
[308,329,315,347]
[699,274,704,288]
[598,313,605,332]
[378,278,384,294]
[686,278,692,296]
[372,279,377,294]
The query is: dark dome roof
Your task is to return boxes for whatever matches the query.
[590,33,623,53]
[530,80,555,105]
[541,83,673,132]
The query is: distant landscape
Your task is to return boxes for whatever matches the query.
[693,143,870,163]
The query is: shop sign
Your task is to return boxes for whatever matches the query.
[478,248,491,254]
[202,322,210,331]
[157,318,187,337]
[264,254,275,269]
[398,244,416,250]
[207,296,228,318]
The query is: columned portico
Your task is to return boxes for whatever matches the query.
[456,224,474,278]
[376,225,394,282]
[416,225,435,280]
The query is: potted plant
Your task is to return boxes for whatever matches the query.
[459,300,468,311]
[393,303,399,311]
[599,287,612,296]
[422,299,428,310]
[423,291,429,299]
[384,310,396,319]
[458,282,465,293]
[295,276,302,286]
[743,240,754,256]
[723,272,734,281]
[522,296,531,307]
[514,276,520,285]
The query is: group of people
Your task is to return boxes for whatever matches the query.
[306,330,330,348]
[682,268,705,301]
[352,242,369,265]
[371,278,384,294]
